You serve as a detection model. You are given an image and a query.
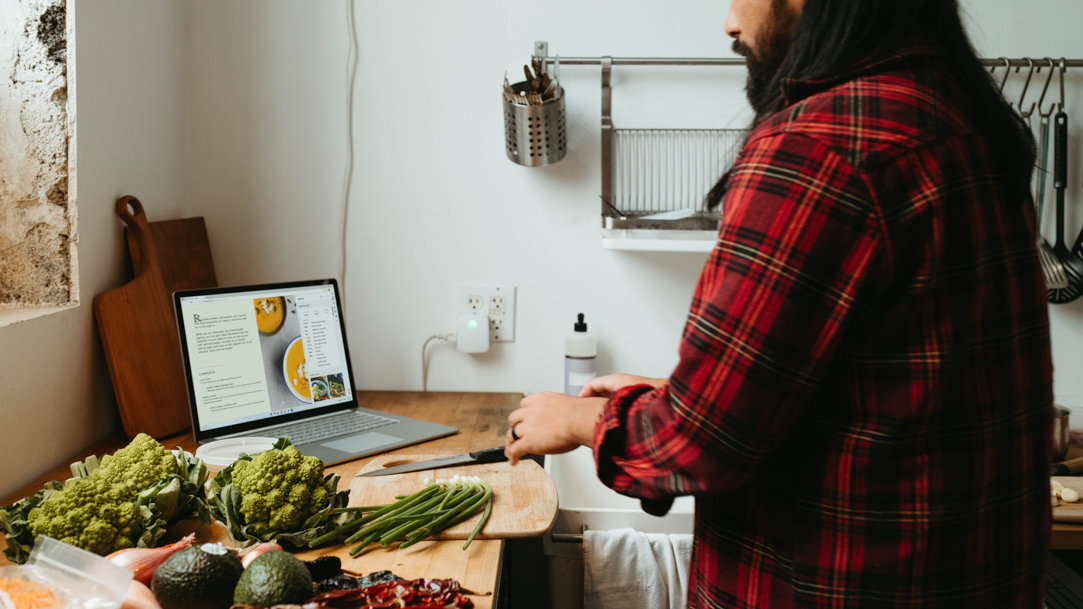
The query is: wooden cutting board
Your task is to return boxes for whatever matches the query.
[93,196,195,440]
[1054,476,1083,523]
[349,453,558,539]
[126,216,216,306]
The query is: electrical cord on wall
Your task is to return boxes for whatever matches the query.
[340,0,360,310]
[421,333,455,392]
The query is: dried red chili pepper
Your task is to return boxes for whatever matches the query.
[305,577,474,609]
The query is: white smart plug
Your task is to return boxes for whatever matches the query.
[456,313,490,354]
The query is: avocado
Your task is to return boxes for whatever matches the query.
[233,551,314,607]
[152,544,244,609]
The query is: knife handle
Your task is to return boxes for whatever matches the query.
[1053,455,1083,476]
[469,446,508,463]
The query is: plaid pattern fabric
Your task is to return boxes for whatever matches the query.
[593,47,1052,608]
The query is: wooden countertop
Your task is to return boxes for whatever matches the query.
[1051,521,1083,549]
[1050,444,1083,550]
[8,387,1080,585]
[1,391,527,609]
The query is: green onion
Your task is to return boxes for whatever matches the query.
[463,488,493,550]
[311,475,494,552]
[347,530,383,556]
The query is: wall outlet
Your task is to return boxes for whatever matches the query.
[457,283,516,342]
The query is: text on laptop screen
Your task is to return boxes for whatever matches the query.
[177,284,353,432]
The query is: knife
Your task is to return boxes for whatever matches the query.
[1053,456,1083,476]
[356,446,508,477]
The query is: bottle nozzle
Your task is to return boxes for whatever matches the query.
[574,313,587,332]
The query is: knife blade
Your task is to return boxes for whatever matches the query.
[356,446,508,477]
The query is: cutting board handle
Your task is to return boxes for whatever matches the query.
[116,195,156,278]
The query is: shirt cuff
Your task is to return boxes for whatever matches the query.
[592,383,675,517]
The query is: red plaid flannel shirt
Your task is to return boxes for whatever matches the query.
[593,46,1053,608]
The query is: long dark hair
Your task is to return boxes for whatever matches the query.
[706,0,1035,209]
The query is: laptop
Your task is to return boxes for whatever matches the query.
[173,278,457,466]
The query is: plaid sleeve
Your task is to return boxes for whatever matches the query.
[594,130,884,500]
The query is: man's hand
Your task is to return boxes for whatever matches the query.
[578,374,666,398]
[504,392,606,465]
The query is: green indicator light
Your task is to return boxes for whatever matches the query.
[468,319,478,330]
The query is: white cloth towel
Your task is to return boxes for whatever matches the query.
[583,527,693,609]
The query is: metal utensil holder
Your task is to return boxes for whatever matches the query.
[504,81,567,167]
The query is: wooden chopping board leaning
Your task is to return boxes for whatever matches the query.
[126,215,217,302]
[94,195,216,439]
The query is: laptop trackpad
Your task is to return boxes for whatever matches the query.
[321,431,402,453]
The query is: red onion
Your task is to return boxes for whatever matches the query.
[106,533,197,584]
[238,541,284,568]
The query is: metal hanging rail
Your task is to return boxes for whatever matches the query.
[982,58,1083,68]
[541,57,1083,67]
[543,56,747,67]
[526,41,1083,239]
[534,52,1083,69]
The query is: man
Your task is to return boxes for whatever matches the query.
[505,0,1052,607]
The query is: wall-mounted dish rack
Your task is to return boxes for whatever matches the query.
[532,41,746,251]
[530,41,1083,252]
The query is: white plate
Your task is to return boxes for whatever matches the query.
[195,437,278,472]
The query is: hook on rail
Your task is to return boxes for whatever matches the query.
[1015,58,1037,118]
[1037,58,1058,119]
[992,57,1012,93]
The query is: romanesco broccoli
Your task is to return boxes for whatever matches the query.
[24,433,187,556]
[96,432,182,491]
[26,468,147,554]
[230,444,327,535]
[203,438,350,548]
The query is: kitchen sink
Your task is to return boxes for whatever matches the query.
[544,446,695,521]
[541,447,694,609]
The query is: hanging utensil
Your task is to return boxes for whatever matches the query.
[1033,59,1066,290]
[532,55,545,85]
[1036,92,1069,289]
[1047,65,1083,303]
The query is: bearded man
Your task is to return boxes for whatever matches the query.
[506,1,1052,607]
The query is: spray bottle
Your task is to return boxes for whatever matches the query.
[564,313,597,395]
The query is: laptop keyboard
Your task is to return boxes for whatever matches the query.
[263,410,396,445]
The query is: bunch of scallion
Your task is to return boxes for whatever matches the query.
[310,475,493,554]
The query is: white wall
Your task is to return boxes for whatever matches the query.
[188,0,1083,406]
[188,0,743,399]
[0,0,190,499]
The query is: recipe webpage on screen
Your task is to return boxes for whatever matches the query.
[180,286,353,432]
[180,298,272,429]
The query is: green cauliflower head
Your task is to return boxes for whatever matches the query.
[26,477,144,555]
[24,433,186,556]
[96,433,183,492]
[231,444,328,534]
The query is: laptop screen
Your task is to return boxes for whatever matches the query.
[174,279,357,440]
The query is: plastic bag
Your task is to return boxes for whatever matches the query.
[0,536,132,609]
